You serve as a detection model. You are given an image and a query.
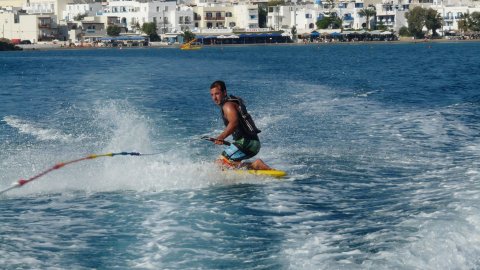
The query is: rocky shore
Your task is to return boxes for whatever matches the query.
[0,41,22,51]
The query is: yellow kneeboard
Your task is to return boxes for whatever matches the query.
[230,168,287,178]
[214,152,287,178]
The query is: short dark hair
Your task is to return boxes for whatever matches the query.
[210,80,226,93]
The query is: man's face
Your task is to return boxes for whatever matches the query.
[210,86,225,105]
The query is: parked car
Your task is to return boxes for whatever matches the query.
[20,40,32,44]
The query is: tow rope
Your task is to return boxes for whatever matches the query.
[0,152,158,196]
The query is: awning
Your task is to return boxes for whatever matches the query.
[99,36,147,41]
[268,33,282,37]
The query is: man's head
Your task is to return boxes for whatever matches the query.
[210,80,227,105]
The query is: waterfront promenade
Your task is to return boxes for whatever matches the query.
[12,37,479,51]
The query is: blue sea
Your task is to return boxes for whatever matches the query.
[1,42,480,269]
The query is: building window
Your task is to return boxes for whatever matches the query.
[226,12,232,17]
[157,6,159,12]
[355,3,363,8]
[206,12,212,18]
[216,12,221,18]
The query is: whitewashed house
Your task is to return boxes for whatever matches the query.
[63,1,102,22]
[374,0,410,32]
[23,0,72,23]
[268,4,319,33]
[102,0,177,34]
[0,10,58,42]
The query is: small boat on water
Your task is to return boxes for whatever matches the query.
[180,39,202,50]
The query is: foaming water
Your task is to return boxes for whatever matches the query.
[1,101,274,198]
[3,115,85,143]
[1,44,480,269]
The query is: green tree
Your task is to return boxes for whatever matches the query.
[182,30,195,42]
[358,8,376,30]
[316,15,342,29]
[107,25,121,36]
[258,4,268,28]
[399,26,410,36]
[291,25,297,41]
[74,13,88,21]
[141,22,157,35]
[376,22,388,31]
[424,8,443,37]
[457,14,469,33]
[405,6,426,39]
[468,12,480,31]
[141,22,160,41]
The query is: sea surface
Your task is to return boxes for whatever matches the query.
[1,42,480,269]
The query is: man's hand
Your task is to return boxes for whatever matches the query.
[215,134,226,144]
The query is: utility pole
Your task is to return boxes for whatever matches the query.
[162,9,165,34]
[2,19,7,38]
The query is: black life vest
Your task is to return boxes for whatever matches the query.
[220,95,261,141]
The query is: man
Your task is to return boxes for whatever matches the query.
[209,80,271,170]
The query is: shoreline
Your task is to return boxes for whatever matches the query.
[12,38,480,51]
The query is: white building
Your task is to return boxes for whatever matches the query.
[102,0,191,34]
[63,1,102,22]
[0,10,58,42]
[175,5,194,32]
[0,0,24,8]
[232,4,259,29]
[375,0,409,31]
[268,5,319,33]
[23,0,72,23]
[192,3,259,32]
[431,4,480,34]
[268,1,366,34]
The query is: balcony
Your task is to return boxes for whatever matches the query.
[204,17,225,21]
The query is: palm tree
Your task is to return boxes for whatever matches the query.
[457,13,469,34]
[359,8,376,30]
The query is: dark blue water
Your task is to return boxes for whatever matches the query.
[1,43,480,269]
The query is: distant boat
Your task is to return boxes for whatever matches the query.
[180,39,202,50]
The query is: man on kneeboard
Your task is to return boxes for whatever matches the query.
[209,80,271,170]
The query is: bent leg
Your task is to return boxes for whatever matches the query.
[216,156,241,169]
[248,159,272,170]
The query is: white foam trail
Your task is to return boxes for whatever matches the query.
[3,116,84,143]
[1,102,272,197]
